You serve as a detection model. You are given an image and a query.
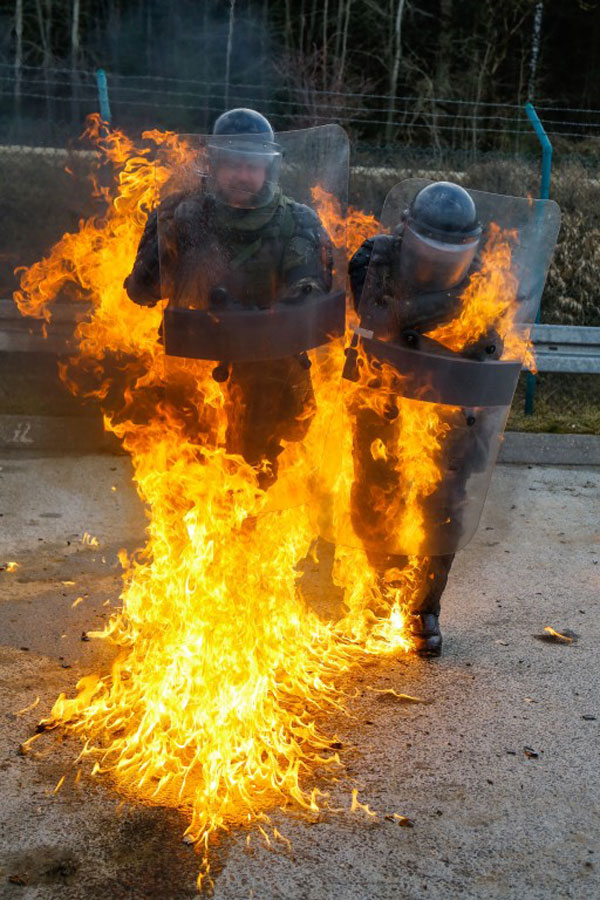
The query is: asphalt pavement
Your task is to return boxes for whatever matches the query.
[0,455,598,900]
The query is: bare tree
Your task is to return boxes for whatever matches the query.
[334,0,344,63]
[71,0,80,127]
[528,2,544,102]
[435,0,453,97]
[339,0,352,86]
[145,0,153,76]
[224,0,236,109]
[14,0,23,120]
[275,42,374,131]
[385,0,407,142]
[471,40,492,155]
[34,0,53,132]
[322,0,329,90]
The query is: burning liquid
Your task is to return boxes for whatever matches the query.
[15,117,530,884]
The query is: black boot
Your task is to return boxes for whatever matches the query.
[410,612,442,658]
[408,554,454,659]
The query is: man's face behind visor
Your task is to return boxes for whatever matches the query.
[214,153,268,209]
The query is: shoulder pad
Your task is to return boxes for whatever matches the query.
[369,233,396,266]
[158,190,188,216]
[287,200,323,235]
[349,233,394,273]
[349,238,375,274]
[159,189,209,221]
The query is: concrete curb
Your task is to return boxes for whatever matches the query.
[1,414,599,465]
[0,415,120,453]
[498,431,600,466]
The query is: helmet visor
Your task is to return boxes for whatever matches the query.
[399,223,480,292]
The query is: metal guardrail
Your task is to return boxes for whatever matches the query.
[530,323,600,374]
[1,299,600,374]
[0,145,98,158]
[0,298,86,354]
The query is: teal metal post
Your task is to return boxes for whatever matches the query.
[524,101,552,415]
[96,69,112,125]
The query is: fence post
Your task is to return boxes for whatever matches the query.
[524,101,552,415]
[96,68,112,125]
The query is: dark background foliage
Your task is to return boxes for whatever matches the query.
[1,1,600,149]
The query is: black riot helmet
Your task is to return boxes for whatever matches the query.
[208,108,282,208]
[399,181,483,292]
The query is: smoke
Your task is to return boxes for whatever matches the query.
[88,0,276,134]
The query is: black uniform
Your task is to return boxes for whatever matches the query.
[348,229,501,625]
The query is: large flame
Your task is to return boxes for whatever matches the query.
[15,117,409,885]
[426,222,535,369]
[315,217,531,642]
[15,118,532,884]
[312,183,385,259]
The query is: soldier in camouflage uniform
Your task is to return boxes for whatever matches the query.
[125,109,333,487]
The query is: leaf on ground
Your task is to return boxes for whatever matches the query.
[534,626,579,644]
[368,687,432,705]
[392,814,415,827]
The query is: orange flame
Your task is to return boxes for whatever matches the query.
[15,117,534,884]
[15,117,411,886]
[316,220,531,640]
[312,184,386,258]
[427,223,535,369]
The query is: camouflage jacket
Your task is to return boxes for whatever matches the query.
[124,188,333,310]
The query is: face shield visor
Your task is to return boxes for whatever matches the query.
[399,221,481,293]
[207,134,282,209]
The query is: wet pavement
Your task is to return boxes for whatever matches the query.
[0,456,598,899]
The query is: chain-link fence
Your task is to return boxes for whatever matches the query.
[4,63,600,149]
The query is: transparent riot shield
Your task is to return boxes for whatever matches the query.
[321,179,560,557]
[156,125,349,509]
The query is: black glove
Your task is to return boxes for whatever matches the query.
[123,273,159,307]
[393,284,463,332]
[462,328,504,361]
[280,278,322,304]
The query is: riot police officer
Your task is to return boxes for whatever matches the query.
[347,182,500,657]
[124,108,334,487]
